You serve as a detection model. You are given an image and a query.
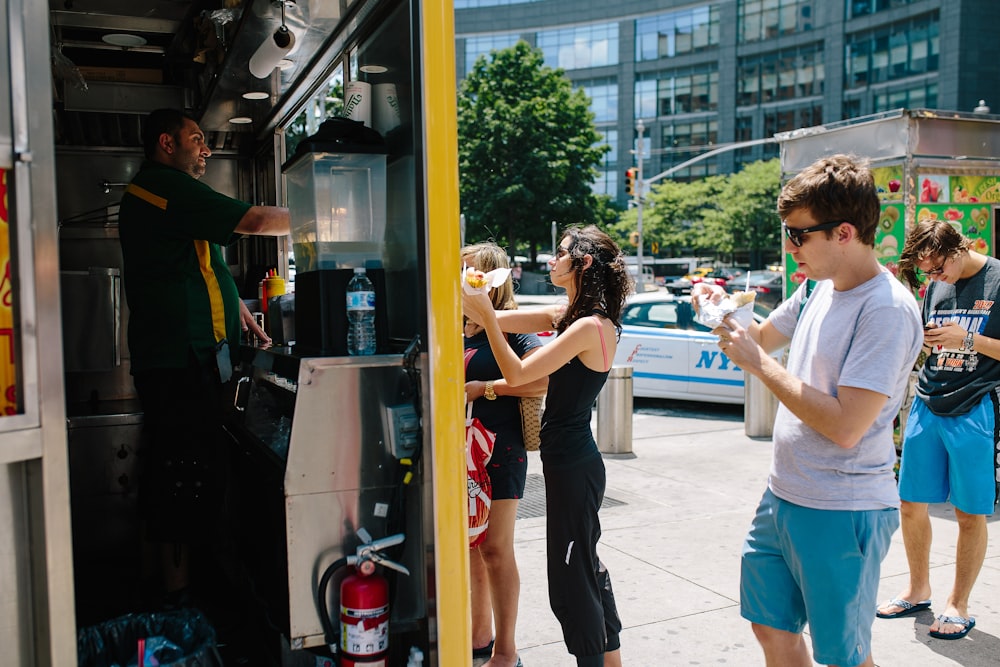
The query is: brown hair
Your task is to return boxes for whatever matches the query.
[898,218,974,289]
[461,241,517,311]
[777,154,880,247]
[555,224,634,335]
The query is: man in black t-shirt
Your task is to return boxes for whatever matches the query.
[878,219,1000,641]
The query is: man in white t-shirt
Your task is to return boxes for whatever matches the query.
[695,154,922,667]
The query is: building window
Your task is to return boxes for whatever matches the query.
[845,12,939,88]
[843,97,862,120]
[464,34,521,74]
[738,43,824,107]
[455,0,540,7]
[537,22,618,70]
[636,65,718,118]
[739,0,815,43]
[659,119,719,180]
[873,82,938,112]
[635,5,720,61]
[579,79,619,123]
[593,129,618,196]
[763,105,822,136]
[847,0,917,20]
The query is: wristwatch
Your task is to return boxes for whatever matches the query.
[484,380,497,400]
[963,330,976,352]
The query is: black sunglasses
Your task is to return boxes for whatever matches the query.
[782,220,844,248]
[915,257,948,280]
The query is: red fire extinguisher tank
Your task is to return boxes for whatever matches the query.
[340,566,390,667]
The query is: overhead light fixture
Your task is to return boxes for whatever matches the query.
[249,1,296,78]
[360,64,388,74]
[102,33,147,48]
[243,91,270,100]
[229,117,253,124]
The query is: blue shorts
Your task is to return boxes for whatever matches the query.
[740,488,898,667]
[899,393,1000,515]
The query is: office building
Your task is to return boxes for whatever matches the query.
[455,0,1000,205]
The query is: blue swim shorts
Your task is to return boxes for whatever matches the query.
[898,392,999,515]
[740,488,898,667]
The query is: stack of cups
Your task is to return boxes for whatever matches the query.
[344,80,372,128]
[344,79,402,136]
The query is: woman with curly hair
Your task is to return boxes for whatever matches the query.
[463,224,633,667]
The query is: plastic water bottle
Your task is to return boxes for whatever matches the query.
[346,268,376,355]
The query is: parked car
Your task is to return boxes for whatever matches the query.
[613,292,770,404]
[693,266,748,288]
[665,266,714,295]
[726,270,784,311]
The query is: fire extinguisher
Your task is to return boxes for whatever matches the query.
[318,530,409,667]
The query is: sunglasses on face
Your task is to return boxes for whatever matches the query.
[782,220,844,248]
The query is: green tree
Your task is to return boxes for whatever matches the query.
[708,159,781,266]
[458,41,611,258]
[612,159,781,266]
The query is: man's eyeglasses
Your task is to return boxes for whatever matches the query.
[916,257,948,281]
[782,220,844,248]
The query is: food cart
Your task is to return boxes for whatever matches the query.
[0,1,468,665]
[778,108,1000,290]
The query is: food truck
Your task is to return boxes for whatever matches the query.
[777,108,1000,293]
[1,1,469,665]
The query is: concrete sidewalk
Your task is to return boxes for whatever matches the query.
[490,398,1000,667]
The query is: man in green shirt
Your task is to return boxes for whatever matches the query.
[119,108,289,606]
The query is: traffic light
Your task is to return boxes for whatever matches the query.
[624,167,637,197]
[629,230,640,246]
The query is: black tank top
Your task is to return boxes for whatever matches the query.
[539,316,610,468]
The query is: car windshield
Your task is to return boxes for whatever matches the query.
[622,299,712,332]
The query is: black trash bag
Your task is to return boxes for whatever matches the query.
[77,608,220,667]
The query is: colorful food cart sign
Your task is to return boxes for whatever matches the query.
[0,169,16,415]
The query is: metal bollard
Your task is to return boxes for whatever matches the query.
[744,373,779,438]
[597,366,633,455]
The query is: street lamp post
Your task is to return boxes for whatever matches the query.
[634,119,645,292]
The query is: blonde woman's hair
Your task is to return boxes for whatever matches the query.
[461,241,517,311]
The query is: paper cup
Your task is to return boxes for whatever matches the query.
[373,83,402,135]
[343,80,372,127]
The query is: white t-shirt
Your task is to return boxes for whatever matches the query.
[767,268,922,510]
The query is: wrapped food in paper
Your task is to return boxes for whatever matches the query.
[695,291,756,330]
[462,265,511,295]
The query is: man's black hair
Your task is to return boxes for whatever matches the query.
[142,108,198,159]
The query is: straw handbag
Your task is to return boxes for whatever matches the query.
[519,396,544,451]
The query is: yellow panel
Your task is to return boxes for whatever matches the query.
[419,1,469,665]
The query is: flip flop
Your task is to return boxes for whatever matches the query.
[876,598,932,619]
[929,614,975,640]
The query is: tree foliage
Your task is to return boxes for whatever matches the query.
[612,159,781,266]
[457,41,612,257]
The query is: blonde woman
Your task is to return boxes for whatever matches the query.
[463,242,547,667]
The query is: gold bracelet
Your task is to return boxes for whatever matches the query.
[484,380,497,400]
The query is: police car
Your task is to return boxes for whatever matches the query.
[614,292,771,405]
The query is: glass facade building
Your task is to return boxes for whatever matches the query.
[455,0,1000,204]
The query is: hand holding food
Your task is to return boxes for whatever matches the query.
[461,264,512,295]
[696,290,756,329]
[465,267,489,289]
